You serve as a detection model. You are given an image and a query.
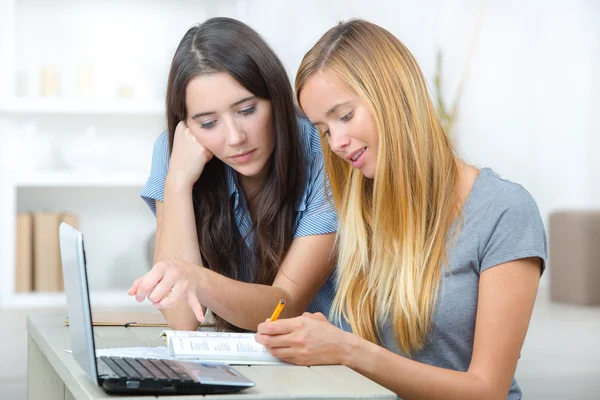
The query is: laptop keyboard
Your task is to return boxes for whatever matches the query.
[100,356,194,383]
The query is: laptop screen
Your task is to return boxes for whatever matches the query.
[59,223,100,385]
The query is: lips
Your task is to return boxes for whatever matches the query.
[345,147,367,162]
[231,149,255,159]
[351,148,366,161]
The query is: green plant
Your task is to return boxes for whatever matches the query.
[433,3,487,138]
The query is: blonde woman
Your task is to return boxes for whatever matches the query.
[256,20,546,400]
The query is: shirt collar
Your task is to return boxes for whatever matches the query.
[226,167,240,209]
[225,166,307,212]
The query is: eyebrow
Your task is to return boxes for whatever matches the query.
[191,96,257,119]
[311,101,353,126]
[327,101,352,116]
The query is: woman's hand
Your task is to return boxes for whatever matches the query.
[255,312,354,366]
[128,260,205,323]
[167,121,214,190]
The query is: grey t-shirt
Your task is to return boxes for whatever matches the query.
[342,168,547,399]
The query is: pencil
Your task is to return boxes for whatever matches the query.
[269,299,286,321]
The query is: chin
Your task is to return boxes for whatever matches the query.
[232,162,266,178]
[362,166,375,179]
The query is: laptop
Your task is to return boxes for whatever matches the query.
[59,222,255,395]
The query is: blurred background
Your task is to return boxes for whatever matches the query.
[0,0,598,398]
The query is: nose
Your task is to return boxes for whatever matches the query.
[224,117,246,146]
[328,128,350,153]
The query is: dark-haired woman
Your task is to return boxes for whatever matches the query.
[128,17,337,332]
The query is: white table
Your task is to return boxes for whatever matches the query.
[27,312,396,399]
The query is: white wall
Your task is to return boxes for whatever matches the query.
[252,0,599,289]
[225,0,600,228]
[455,0,600,218]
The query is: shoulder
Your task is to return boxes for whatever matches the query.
[293,117,333,212]
[475,168,539,218]
[296,116,323,156]
[147,131,170,174]
[475,168,546,255]
[154,131,169,151]
[469,169,547,268]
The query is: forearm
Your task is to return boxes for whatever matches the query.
[197,268,300,331]
[156,177,204,330]
[157,177,202,264]
[344,335,499,400]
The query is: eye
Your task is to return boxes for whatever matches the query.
[321,129,330,139]
[200,120,217,129]
[340,111,354,122]
[239,105,256,116]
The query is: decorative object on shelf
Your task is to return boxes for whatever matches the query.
[117,85,134,98]
[61,125,110,171]
[33,127,64,171]
[4,121,64,171]
[16,65,40,97]
[41,67,60,97]
[111,136,155,171]
[76,64,94,98]
[60,126,153,172]
[1,121,35,171]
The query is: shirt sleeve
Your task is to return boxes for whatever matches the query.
[293,123,338,239]
[140,132,170,216]
[479,184,548,274]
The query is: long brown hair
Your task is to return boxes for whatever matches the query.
[296,20,460,354]
[166,17,305,330]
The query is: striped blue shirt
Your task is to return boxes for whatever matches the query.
[140,118,338,317]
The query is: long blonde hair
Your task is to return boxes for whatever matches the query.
[295,20,460,355]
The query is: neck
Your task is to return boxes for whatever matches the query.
[238,167,268,203]
[456,160,480,209]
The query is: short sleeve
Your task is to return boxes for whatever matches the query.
[293,122,338,238]
[479,185,547,274]
[140,132,170,216]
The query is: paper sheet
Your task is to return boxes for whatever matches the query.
[94,346,173,359]
[65,346,286,365]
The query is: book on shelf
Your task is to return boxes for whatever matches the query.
[33,212,62,291]
[15,213,33,292]
[58,213,79,291]
[22,211,80,292]
[160,330,285,365]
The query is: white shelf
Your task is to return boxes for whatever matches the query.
[0,0,172,310]
[4,291,148,309]
[0,97,164,115]
[13,170,148,187]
